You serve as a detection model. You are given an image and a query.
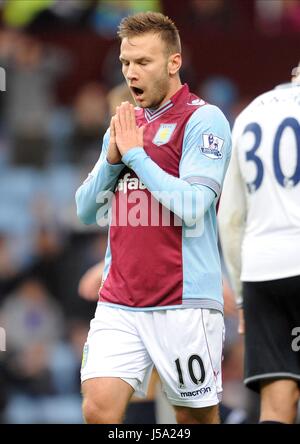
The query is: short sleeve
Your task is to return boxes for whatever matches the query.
[179,105,232,198]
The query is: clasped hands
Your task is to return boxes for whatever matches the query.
[107,102,144,165]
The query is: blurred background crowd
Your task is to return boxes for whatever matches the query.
[0,0,299,424]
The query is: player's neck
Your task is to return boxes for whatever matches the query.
[155,79,183,109]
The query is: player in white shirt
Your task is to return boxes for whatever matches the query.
[218,63,300,424]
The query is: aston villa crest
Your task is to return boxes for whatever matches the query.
[152,123,177,146]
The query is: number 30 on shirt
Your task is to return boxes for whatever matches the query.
[243,117,300,193]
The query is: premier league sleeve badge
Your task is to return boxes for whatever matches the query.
[201,133,224,159]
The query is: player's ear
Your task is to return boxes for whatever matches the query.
[168,53,181,76]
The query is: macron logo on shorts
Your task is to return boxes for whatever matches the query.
[180,386,211,397]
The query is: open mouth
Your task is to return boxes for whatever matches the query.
[131,86,144,97]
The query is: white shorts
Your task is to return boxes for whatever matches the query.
[81,304,224,408]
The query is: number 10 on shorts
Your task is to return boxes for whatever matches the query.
[175,355,206,388]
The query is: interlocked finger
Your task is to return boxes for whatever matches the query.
[117,103,127,130]
[124,102,132,130]
[114,107,121,133]
[110,116,116,142]
[129,104,136,130]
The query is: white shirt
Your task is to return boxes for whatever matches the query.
[218,83,300,304]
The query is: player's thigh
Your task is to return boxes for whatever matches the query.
[174,404,220,424]
[137,308,224,409]
[260,379,300,408]
[260,379,300,423]
[82,377,134,420]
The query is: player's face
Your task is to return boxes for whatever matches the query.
[120,33,173,109]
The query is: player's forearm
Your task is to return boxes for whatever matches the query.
[217,143,246,306]
[122,148,215,225]
[218,210,244,307]
[76,160,124,225]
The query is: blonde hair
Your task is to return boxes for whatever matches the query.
[118,11,181,55]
